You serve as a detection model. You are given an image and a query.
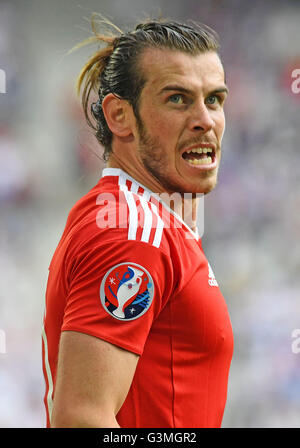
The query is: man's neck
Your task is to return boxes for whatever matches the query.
[107,153,165,195]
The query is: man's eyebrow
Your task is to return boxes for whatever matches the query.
[159,85,193,95]
[211,87,229,95]
[159,84,229,95]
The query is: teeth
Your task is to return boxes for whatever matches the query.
[186,147,213,154]
[187,156,212,165]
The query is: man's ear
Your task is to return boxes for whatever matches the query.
[102,93,133,138]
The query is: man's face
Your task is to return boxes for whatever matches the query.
[133,48,228,194]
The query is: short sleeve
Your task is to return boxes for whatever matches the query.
[61,239,174,355]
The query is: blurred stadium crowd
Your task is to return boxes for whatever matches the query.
[0,0,299,427]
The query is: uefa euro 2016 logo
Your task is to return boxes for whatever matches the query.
[0,69,6,93]
[100,262,154,321]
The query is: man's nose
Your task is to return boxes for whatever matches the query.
[187,102,215,133]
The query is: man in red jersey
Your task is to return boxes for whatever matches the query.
[42,18,233,428]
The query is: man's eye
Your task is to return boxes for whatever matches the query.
[169,94,184,104]
[206,95,219,105]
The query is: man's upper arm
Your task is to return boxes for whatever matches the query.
[51,331,139,428]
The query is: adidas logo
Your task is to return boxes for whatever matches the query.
[208,263,218,287]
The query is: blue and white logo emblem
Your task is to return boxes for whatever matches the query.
[100,262,154,321]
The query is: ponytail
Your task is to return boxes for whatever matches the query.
[73,15,123,158]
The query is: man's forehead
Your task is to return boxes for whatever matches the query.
[139,48,225,90]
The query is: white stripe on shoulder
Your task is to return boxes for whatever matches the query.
[149,202,164,248]
[118,172,164,247]
[130,182,139,194]
[139,196,153,243]
[118,172,138,241]
[141,189,151,201]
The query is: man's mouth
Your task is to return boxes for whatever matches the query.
[182,147,216,166]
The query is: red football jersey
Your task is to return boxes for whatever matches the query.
[42,168,234,428]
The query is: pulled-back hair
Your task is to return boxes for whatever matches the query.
[76,15,220,161]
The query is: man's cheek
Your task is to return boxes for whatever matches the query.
[216,114,226,142]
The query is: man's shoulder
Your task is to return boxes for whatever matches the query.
[64,182,169,255]
[64,172,198,259]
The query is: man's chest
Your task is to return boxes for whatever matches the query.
[154,239,233,356]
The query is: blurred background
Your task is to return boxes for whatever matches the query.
[0,0,299,427]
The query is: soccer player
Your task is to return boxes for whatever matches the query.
[42,17,233,428]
